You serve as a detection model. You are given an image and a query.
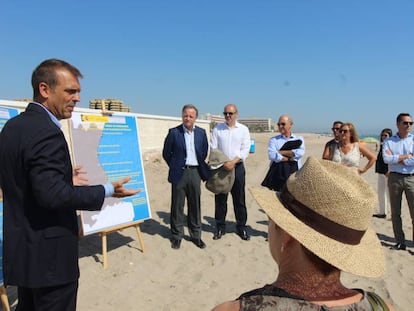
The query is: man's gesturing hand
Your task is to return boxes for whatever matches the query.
[111,176,141,198]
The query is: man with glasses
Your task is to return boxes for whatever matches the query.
[210,104,251,241]
[322,121,343,160]
[265,114,305,191]
[383,112,414,251]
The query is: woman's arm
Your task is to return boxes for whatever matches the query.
[358,143,377,174]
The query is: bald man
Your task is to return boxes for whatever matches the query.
[210,104,251,241]
[266,114,305,191]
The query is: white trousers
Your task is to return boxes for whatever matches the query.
[377,173,390,215]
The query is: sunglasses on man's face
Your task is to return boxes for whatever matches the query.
[277,122,286,127]
[332,127,341,131]
[223,112,234,116]
[400,121,413,126]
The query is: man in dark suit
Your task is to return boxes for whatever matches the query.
[163,104,211,250]
[0,59,139,311]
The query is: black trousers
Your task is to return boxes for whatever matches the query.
[16,280,78,311]
[170,167,202,240]
[214,162,247,230]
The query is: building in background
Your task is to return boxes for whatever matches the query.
[89,99,131,112]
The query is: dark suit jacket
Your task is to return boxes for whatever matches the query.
[0,103,105,287]
[261,140,302,191]
[162,125,211,184]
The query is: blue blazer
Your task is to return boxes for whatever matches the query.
[163,125,211,184]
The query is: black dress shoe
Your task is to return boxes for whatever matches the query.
[171,239,181,249]
[390,243,406,250]
[191,238,206,249]
[213,228,225,240]
[237,229,250,241]
[373,214,386,218]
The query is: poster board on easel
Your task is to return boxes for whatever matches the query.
[68,109,151,236]
[69,109,151,268]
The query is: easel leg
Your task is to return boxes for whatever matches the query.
[0,285,10,311]
[134,224,145,252]
[98,222,145,269]
[101,232,108,269]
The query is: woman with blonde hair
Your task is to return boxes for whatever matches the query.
[332,122,376,174]
[212,157,394,311]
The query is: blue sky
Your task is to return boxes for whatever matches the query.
[1,0,413,134]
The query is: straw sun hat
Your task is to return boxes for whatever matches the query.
[251,156,385,278]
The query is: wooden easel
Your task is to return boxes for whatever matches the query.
[100,222,145,269]
[0,285,10,311]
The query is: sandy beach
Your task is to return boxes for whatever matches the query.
[5,132,413,311]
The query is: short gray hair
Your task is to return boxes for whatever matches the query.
[182,104,198,117]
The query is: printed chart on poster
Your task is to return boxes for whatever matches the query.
[70,111,151,235]
[0,105,20,285]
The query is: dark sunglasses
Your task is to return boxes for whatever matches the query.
[401,121,413,126]
[332,127,341,131]
[223,112,234,116]
[277,122,286,126]
[340,129,349,134]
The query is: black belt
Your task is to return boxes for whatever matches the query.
[184,165,198,169]
[391,172,414,177]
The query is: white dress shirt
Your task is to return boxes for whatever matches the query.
[210,121,251,161]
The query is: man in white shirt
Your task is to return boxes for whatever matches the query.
[210,104,251,240]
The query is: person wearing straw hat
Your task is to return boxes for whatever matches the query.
[212,157,394,311]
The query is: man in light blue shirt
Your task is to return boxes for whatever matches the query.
[265,114,305,191]
[383,112,414,251]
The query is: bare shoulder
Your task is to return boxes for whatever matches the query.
[211,300,240,311]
